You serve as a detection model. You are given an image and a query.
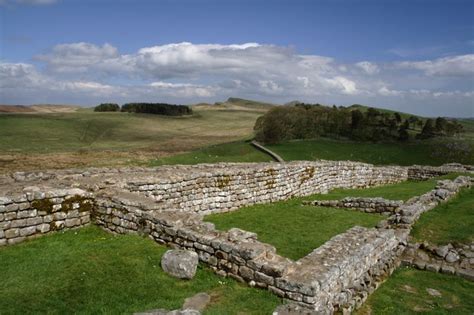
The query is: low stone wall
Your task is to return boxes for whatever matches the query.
[0,187,93,246]
[304,197,403,214]
[380,176,472,229]
[407,163,473,181]
[401,242,474,281]
[94,193,404,314]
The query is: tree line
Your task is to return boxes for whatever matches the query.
[254,103,463,144]
[94,103,193,116]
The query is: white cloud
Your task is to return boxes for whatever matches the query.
[355,61,379,75]
[2,42,474,116]
[397,54,474,76]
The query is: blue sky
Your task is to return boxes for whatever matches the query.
[1,0,473,116]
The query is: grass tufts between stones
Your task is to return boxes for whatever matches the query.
[0,225,282,314]
[357,267,474,315]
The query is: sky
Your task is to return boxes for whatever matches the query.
[1,0,473,117]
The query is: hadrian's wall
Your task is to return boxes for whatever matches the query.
[0,161,472,314]
[0,188,92,246]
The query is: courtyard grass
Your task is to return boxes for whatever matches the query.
[0,225,281,314]
[206,197,383,260]
[205,175,469,260]
[357,267,474,315]
[312,173,468,202]
[411,186,474,245]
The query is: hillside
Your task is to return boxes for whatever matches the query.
[192,97,276,112]
[0,104,80,113]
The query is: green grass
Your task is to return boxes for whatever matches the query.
[266,138,474,166]
[0,226,281,314]
[206,196,383,260]
[149,141,271,166]
[312,174,467,202]
[411,186,474,245]
[0,109,262,154]
[358,267,474,315]
[205,175,468,260]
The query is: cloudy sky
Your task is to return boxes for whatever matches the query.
[1,0,473,117]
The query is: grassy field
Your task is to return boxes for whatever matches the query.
[266,138,474,166]
[0,107,263,172]
[149,141,271,166]
[358,267,474,315]
[0,226,281,314]
[205,175,467,260]
[411,186,474,245]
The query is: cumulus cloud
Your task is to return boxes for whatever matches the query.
[355,61,379,75]
[397,54,474,76]
[1,42,474,116]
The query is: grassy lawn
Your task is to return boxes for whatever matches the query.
[149,141,271,166]
[312,174,468,202]
[411,186,474,245]
[206,196,383,260]
[358,267,474,315]
[205,175,469,260]
[266,138,474,166]
[0,226,281,314]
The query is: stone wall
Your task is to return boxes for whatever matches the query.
[304,197,403,214]
[94,193,404,314]
[407,163,473,181]
[0,187,92,246]
[124,161,408,215]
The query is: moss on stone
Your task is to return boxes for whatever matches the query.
[216,175,231,189]
[31,199,55,214]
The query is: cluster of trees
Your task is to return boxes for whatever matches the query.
[94,103,120,112]
[254,103,463,144]
[94,102,192,116]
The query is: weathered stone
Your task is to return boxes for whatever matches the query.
[182,292,210,312]
[445,251,460,263]
[161,250,199,279]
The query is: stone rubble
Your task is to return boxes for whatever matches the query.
[303,197,403,214]
[161,250,199,279]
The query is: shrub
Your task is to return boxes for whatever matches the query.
[94,103,120,112]
[121,103,192,116]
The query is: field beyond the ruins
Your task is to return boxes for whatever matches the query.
[1,102,473,173]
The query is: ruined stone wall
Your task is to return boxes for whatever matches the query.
[407,163,473,181]
[94,195,403,314]
[125,161,408,214]
[304,197,403,214]
[0,188,93,246]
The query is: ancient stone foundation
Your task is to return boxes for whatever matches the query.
[0,161,472,314]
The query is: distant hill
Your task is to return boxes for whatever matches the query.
[193,97,277,112]
[347,104,422,120]
[0,104,80,113]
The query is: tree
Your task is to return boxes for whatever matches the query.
[435,117,448,134]
[398,120,410,141]
[394,112,402,124]
[94,103,120,112]
[417,119,436,139]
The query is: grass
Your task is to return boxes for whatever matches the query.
[0,108,264,171]
[0,225,281,314]
[357,267,474,315]
[266,138,474,166]
[206,196,383,260]
[312,174,468,202]
[411,186,474,245]
[205,175,468,260]
[149,141,271,166]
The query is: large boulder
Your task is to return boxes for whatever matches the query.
[161,249,199,279]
